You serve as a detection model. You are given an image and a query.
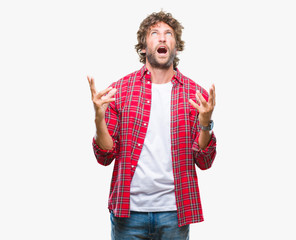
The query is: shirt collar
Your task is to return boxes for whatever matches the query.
[138,65,184,85]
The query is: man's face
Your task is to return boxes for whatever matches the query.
[143,22,177,69]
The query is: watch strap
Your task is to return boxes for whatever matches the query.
[199,120,214,131]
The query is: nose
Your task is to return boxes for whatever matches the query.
[159,33,166,43]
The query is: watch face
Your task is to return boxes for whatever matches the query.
[210,121,214,130]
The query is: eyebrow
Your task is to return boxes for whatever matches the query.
[149,28,173,33]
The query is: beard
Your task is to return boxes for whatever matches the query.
[146,46,176,70]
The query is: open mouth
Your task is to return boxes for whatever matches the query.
[157,46,168,54]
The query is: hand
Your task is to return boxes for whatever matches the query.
[189,84,216,126]
[87,76,117,120]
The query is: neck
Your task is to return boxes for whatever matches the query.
[146,63,174,84]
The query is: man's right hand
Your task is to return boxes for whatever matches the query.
[87,76,117,121]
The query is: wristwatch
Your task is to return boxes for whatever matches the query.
[199,120,214,131]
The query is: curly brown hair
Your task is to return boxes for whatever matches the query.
[135,11,185,69]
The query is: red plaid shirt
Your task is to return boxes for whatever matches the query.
[92,65,217,227]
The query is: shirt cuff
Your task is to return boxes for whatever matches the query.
[92,137,116,155]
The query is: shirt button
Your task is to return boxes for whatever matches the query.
[131,165,135,168]
[138,143,141,147]
[147,100,150,104]
[144,123,147,126]
[147,81,150,84]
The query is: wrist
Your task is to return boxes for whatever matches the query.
[198,116,212,127]
[199,120,214,131]
[199,120,210,126]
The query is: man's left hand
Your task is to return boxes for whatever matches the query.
[189,84,216,126]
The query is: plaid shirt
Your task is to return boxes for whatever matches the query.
[92,65,217,227]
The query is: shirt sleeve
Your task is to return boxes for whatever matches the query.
[92,91,120,166]
[92,137,119,166]
[192,131,217,170]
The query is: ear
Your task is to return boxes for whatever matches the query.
[141,49,146,54]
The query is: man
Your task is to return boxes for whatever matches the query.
[88,11,216,240]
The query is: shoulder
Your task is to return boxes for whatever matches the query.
[177,69,209,100]
[110,68,143,89]
[107,67,143,109]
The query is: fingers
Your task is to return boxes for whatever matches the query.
[104,88,117,99]
[87,76,97,98]
[190,85,216,110]
[87,75,117,100]
[195,90,207,105]
[100,88,117,103]
[208,84,216,107]
[102,98,116,104]
[208,85,214,106]
[189,89,205,110]
[196,84,216,107]
[189,98,200,111]
[97,87,114,99]
[212,84,216,106]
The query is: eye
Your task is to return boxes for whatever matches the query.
[151,32,157,36]
[166,32,173,36]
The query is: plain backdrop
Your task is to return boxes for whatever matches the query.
[1,0,295,239]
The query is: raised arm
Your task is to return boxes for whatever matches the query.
[189,84,216,149]
[87,76,119,165]
[88,76,116,149]
[189,84,217,170]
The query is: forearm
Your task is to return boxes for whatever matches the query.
[95,117,114,150]
[198,129,212,150]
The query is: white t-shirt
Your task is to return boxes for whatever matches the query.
[130,81,177,212]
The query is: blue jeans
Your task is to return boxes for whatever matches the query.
[110,211,189,240]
